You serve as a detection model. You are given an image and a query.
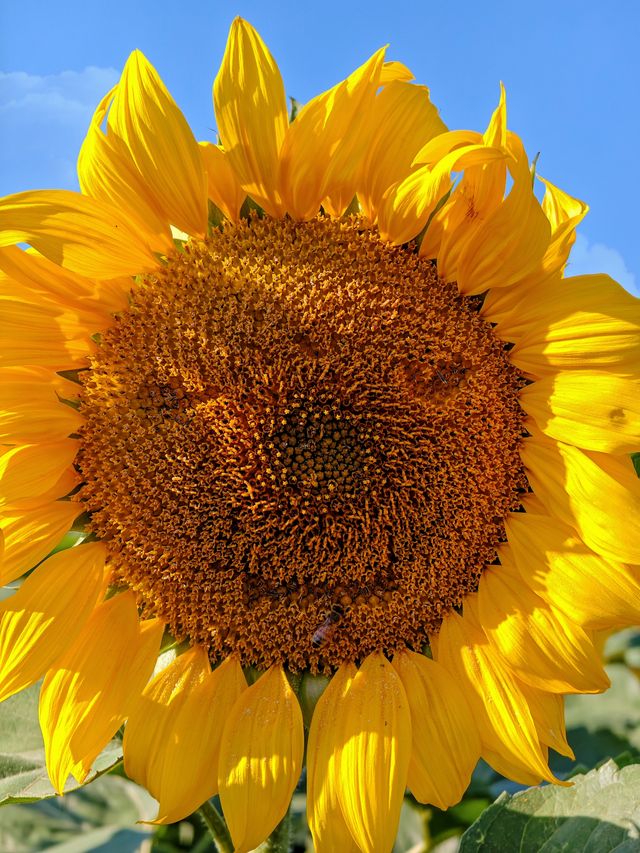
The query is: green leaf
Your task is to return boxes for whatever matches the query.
[0,775,156,852]
[460,757,640,852]
[631,452,640,478]
[0,682,122,805]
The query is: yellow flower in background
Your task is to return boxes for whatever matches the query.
[1,14,640,852]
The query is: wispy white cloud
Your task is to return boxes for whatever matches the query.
[0,67,119,193]
[567,233,638,297]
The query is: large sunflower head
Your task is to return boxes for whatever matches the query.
[1,16,640,852]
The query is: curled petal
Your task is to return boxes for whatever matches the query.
[518,683,574,759]
[423,85,508,272]
[538,176,588,278]
[377,143,507,246]
[455,134,551,294]
[357,80,447,222]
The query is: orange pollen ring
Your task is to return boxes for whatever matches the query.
[76,215,528,672]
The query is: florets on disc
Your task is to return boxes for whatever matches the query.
[76,215,527,672]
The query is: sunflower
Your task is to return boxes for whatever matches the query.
[1,15,639,853]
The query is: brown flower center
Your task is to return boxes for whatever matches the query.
[76,215,527,672]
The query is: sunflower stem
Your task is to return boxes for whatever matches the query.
[258,809,291,853]
[198,799,233,853]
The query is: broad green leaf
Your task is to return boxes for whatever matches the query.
[0,775,155,852]
[460,757,640,852]
[0,682,122,805]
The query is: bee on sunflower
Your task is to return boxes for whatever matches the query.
[0,16,639,853]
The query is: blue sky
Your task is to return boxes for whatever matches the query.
[1,0,638,294]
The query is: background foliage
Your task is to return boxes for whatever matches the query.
[1,629,640,851]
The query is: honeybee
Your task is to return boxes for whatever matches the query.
[311,603,345,649]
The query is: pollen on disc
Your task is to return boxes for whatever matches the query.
[76,215,528,672]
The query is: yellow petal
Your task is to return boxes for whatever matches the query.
[154,655,246,824]
[519,491,548,514]
[218,665,304,853]
[518,683,574,759]
[485,178,587,298]
[213,18,288,218]
[0,441,79,510]
[378,143,507,246]
[0,367,82,443]
[379,60,414,84]
[124,646,203,793]
[0,244,129,325]
[520,373,640,454]
[0,190,159,279]
[0,543,105,702]
[507,273,640,376]
[78,86,173,252]
[521,435,640,565]
[455,134,551,294]
[412,129,483,165]
[357,81,447,222]
[306,664,360,853]
[0,500,80,585]
[336,652,411,853]
[478,562,609,693]
[435,602,558,784]
[541,178,587,232]
[39,593,162,793]
[280,48,388,220]
[481,747,548,787]
[393,650,480,810]
[125,651,246,825]
[0,293,96,370]
[537,176,588,279]
[108,51,207,237]
[424,86,508,276]
[506,511,640,630]
[199,142,246,222]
